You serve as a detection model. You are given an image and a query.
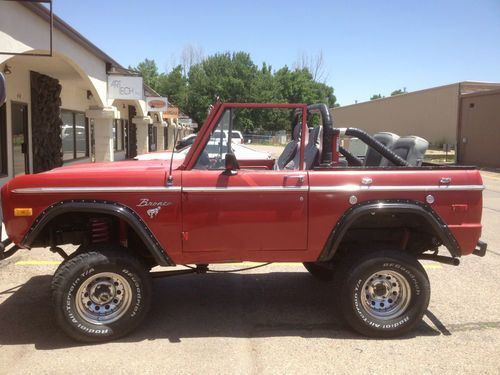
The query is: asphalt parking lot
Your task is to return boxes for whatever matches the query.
[0,172,499,374]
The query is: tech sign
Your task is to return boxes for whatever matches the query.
[107,75,144,100]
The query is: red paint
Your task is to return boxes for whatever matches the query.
[0,103,485,265]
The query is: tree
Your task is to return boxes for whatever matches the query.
[180,44,205,77]
[130,51,337,133]
[293,50,327,82]
[370,94,383,100]
[391,88,406,96]
[186,52,259,127]
[157,65,188,109]
[128,59,160,92]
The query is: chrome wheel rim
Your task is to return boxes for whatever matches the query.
[75,272,132,325]
[360,270,411,321]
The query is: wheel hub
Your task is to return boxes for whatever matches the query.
[76,272,132,325]
[361,270,411,321]
[90,281,116,304]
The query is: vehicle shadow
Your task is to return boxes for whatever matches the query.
[0,272,443,349]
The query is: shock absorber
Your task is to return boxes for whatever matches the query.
[89,218,111,244]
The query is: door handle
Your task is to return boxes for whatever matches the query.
[440,177,452,185]
[361,177,372,185]
[284,175,305,183]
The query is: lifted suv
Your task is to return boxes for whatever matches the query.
[0,102,487,342]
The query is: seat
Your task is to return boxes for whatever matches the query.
[275,123,303,170]
[380,136,429,167]
[286,126,321,170]
[364,132,400,166]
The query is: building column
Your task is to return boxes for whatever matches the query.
[167,121,175,150]
[133,116,152,155]
[155,121,166,151]
[85,106,119,162]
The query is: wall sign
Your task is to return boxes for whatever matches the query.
[107,75,143,100]
[146,97,168,112]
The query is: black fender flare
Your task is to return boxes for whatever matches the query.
[317,200,461,261]
[21,200,174,266]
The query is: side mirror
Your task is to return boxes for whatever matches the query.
[0,73,5,106]
[224,153,239,175]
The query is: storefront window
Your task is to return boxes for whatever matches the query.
[61,109,89,161]
[113,119,124,151]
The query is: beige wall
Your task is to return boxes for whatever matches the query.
[332,84,461,145]
[0,1,108,106]
[458,90,500,168]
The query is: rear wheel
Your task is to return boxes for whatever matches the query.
[339,250,430,337]
[51,248,152,342]
[303,262,335,281]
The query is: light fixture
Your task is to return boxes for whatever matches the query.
[3,64,12,75]
[86,90,93,100]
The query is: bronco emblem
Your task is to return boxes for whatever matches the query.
[137,198,171,208]
[147,207,161,219]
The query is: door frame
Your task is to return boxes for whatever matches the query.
[10,101,30,175]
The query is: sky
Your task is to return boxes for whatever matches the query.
[53,0,500,105]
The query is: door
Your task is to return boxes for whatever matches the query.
[181,169,309,254]
[11,102,29,176]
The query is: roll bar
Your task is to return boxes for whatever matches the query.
[294,103,409,167]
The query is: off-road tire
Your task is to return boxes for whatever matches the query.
[303,262,335,281]
[339,250,430,338]
[51,248,152,343]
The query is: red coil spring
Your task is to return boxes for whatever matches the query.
[90,218,110,243]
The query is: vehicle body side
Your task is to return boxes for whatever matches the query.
[0,102,484,266]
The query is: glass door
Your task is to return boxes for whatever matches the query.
[11,102,29,176]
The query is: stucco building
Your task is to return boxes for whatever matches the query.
[0,1,193,188]
[331,82,500,167]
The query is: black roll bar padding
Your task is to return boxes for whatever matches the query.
[308,104,333,165]
[343,128,409,167]
[292,103,334,165]
[339,146,363,166]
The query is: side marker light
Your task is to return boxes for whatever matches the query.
[14,208,33,217]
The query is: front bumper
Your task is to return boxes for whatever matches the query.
[473,240,487,257]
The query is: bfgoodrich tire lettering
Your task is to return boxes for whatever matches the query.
[340,250,430,338]
[51,248,152,343]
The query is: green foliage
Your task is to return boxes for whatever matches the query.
[128,59,160,91]
[370,94,383,100]
[157,65,188,110]
[130,52,337,131]
[390,89,405,96]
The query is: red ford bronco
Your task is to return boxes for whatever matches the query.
[0,77,487,342]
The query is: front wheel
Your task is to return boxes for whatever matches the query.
[51,248,152,342]
[339,250,430,338]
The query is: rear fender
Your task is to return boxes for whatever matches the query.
[318,200,461,261]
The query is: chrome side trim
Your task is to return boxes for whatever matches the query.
[12,184,485,194]
[12,186,183,194]
[310,184,485,193]
[182,186,309,193]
